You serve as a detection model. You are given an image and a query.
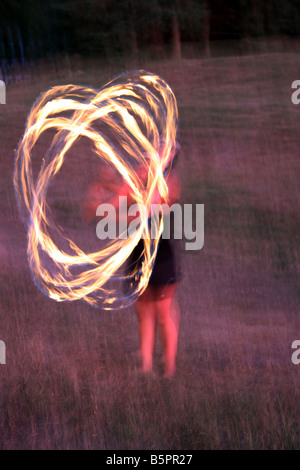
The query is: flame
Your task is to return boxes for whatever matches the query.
[13,71,179,309]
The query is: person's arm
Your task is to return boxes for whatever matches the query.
[82,166,181,223]
[82,168,123,223]
[82,177,134,225]
[166,170,181,205]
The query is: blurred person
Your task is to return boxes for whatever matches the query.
[83,155,181,378]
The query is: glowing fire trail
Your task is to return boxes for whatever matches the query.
[13,71,179,309]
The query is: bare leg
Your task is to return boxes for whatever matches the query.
[135,288,156,373]
[155,285,179,377]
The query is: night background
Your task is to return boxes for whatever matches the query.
[0,0,300,450]
[1,0,300,77]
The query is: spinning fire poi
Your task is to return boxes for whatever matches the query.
[13,71,179,310]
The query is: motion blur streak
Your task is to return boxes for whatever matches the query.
[13,71,179,309]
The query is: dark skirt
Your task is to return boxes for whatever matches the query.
[127,238,179,287]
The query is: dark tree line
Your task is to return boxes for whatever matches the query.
[0,0,299,67]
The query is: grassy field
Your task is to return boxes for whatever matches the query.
[0,43,300,449]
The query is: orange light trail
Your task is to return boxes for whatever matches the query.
[13,71,179,309]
